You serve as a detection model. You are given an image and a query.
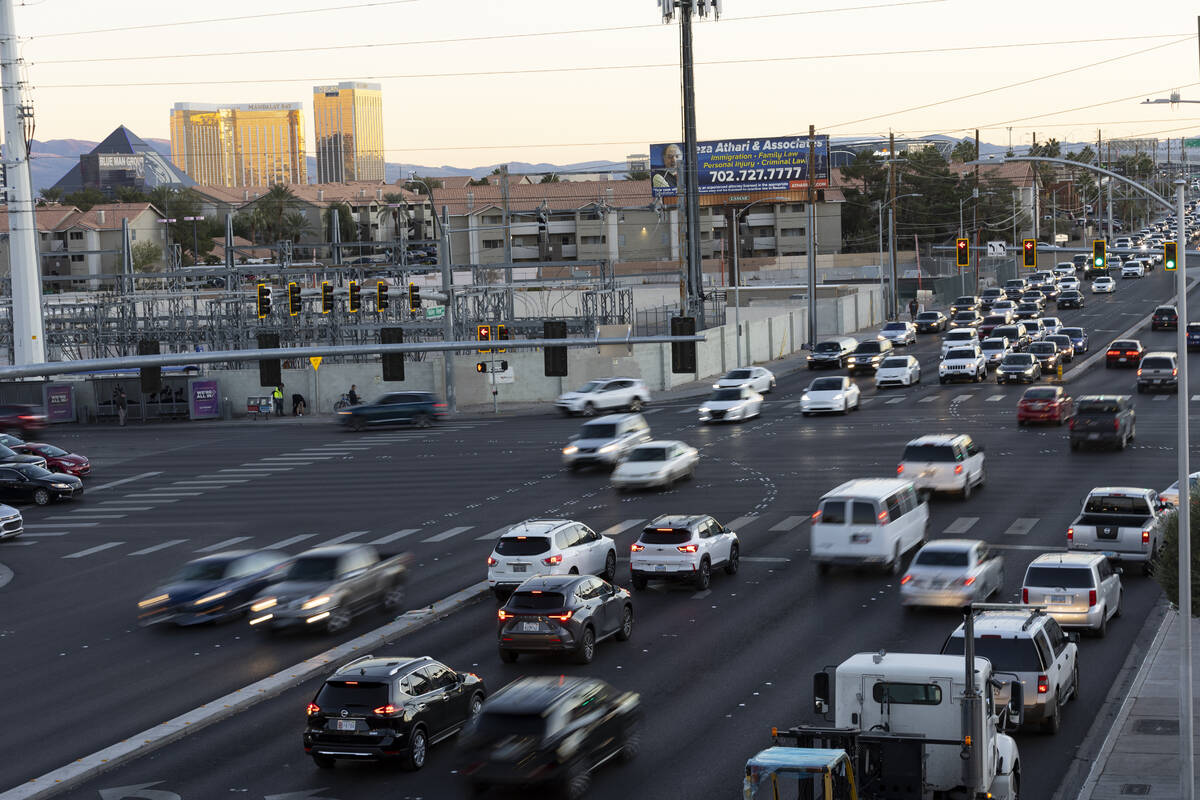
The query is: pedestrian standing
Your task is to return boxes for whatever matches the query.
[908,297,919,321]
[114,385,128,427]
[273,385,284,417]
[348,384,359,406]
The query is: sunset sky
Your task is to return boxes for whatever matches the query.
[18,0,1200,167]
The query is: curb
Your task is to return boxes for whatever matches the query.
[1051,599,1171,800]
[0,580,490,800]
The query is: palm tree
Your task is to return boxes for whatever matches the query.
[257,184,298,241]
[279,210,313,242]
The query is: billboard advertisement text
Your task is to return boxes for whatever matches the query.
[650,135,829,198]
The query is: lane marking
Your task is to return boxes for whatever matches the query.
[1153,394,1169,402]
[23,531,69,537]
[600,519,644,538]
[422,525,474,543]
[1004,517,1039,536]
[368,529,419,545]
[476,527,511,541]
[318,530,369,546]
[742,556,792,563]
[63,541,124,559]
[919,396,937,404]
[261,456,328,461]
[691,589,712,600]
[0,539,35,546]
[263,534,316,549]
[87,471,162,493]
[128,539,188,556]
[885,397,906,404]
[126,491,203,497]
[26,522,97,529]
[985,394,1006,402]
[195,536,252,553]
[250,460,312,465]
[95,504,154,510]
[726,513,760,531]
[769,515,807,532]
[678,406,695,415]
[991,543,1066,552]
[173,480,239,486]
[952,393,974,403]
[943,516,980,535]
[47,514,126,520]
[218,467,293,473]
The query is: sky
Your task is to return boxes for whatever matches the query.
[15,0,1200,170]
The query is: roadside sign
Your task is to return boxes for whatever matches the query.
[425,305,445,320]
[309,357,323,371]
[490,366,515,385]
[987,241,1007,257]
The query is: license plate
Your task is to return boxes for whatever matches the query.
[1118,357,1127,362]
[512,564,527,573]
[336,719,356,731]
[1088,433,1100,440]
[1050,595,1070,604]
[850,533,871,543]
[652,564,667,572]
[1103,551,1117,557]
[521,622,540,632]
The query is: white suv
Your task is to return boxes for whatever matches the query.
[1022,552,1122,636]
[897,433,986,498]
[487,519,617,599]
[629,514,740,591]
[938,346,986,384]
[555,378,650,416]
[941,607,1079,734]
[940,328,980,357]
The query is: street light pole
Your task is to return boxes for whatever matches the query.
[731,196,788,364]
[1175,177,1194,800]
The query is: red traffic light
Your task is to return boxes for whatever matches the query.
[1023,241,1033,251]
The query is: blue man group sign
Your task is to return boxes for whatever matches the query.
[649,135,829,197]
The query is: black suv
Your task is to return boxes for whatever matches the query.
[458,676,642,797]
[847,339,893,375]
[498,574,633,664]
[338,391,446,430]
[1070,395,1135,451]
[303,655,486,771]
[1151,305,1179,330]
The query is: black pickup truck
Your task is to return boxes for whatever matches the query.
[1069,395,1135,451]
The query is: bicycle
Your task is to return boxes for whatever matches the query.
[333,393,351,411]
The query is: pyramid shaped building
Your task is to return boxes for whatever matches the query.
[51,125,195,196]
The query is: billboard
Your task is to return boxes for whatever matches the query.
[188,378,220,420]
[650,135,829,198]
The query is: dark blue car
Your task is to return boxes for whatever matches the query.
[1188,322,1200,350]
[1060,327,1089,355]
[137,550,290,626]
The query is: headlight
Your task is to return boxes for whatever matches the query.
[138,594,168,608]
[847,357,857,363]
[51,482,72,489]
[250,597,277,613]
[194,590,229,606]
[562,445,578,455]
[712,383,721,389]
[598,443,618,454]
[831,394,843,401]
[698,407,710,414]
[301,595,332,610]
[338,410,351,415]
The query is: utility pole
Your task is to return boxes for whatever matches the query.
[500,163,514,318]
[0,0,45,365]
[439,205,456,414]
[806,124,817,347]
[888,131,898,319]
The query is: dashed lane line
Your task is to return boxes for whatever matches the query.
[421,526,474,543]
[769,515,807,532]
[368,529,419,545]
[95,504,153,510]
[1152,394,1169,401]
[741,556,792,563]
[195,536,252,553]
[26,522,97,529]
[317,530,370,546]
[1004,518,1039,536]
[943,517,980,535]
[919,396,937,404]
[475,527,510,541]
[128,539,188,556]
[47,514,126,520]
[22,532,69,537]
[63,542,124,559]
[726,513,760,531]
[263,534,316,549]
[87,471,162,493]
[991,543,1066,552]
[985,395,1006,402]
[952,393,974,403]
[130,491,204,497]
[885,397,906,404]
[599,519,644,538]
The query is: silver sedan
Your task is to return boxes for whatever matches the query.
[698,386,762,423]
[900,539,1005,608]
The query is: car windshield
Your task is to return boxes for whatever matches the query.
[1005,281,1024,288]
[1047,336,1071,348]
[942,636,1042,672]
[947,331,973,340]
[916,312,940,321]
[983,316,1007,324]
[641,529,692,545]
[982,341,1005,351]
[1061,328,1084,338]
[168,559,231,582]
[809,378,844,391]
[815,342,841,352]
[725,370,752,379]
[1023,388,1058,400]
[1030,343,1055,354]
[953,313,975,321]
[575,381,604,393]
[1155,307,1177,315]
[1189,323,1200,333]
[1076,399,1120,414]
[954,297,973,304]
[1025,566,1094,589]
[13,464,50,479]
[883,323,907,331]
[946,349,977,360]
[710,389,743,401]
[495,536,551,556]
[579,423,617,439]
[283,556,340,582]
[855,342,882,354]
[1003,354,1034,365]
[914,549,969,567]
[880,357,908,369]
[507,591,566,610]
[903,444,956,462]
[473,711,547,739]
[35,445,68,457]
[315,681,389,710]
[627,448,667,462]
[994,327,1019,339]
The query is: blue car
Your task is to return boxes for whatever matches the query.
[1188,322,1200,350]
[137,550,291,626]
[1060,326,1089,355]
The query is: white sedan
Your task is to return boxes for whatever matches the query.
[1059,276,1080,291]
[800,376,861,416]
[874,355,921,388]
[698,386,762,423]
[878,321,917,346]
[1121,261,1145,278]
[1092,276,1116,293]
[713,366,775,393]
[611,440,699,490]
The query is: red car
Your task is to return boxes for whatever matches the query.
[15,442,90,476]
[1017,385,1075,426]
[0,404,45,434]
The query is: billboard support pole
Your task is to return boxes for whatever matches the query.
[678,0,704,329]
[806,125,817,348]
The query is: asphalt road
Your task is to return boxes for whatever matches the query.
[0,264,1192,800]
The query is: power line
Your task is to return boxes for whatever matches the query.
[972,81,1200,131]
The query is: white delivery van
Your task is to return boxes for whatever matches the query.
[811,478,929,575]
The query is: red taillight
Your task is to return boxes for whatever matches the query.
[954,464,963,475]
[962,576,976,587]
[1088,590,1097,607]
[548,610,574,622]
[1143,529,1151,544]
[306,703,320,716]
[1107,350,1119,356]
[374,704,399,715]
[1173,368,1179,376]
[498,609,513,621]
[1022,588,1029,603]
[543,554,563,566]
[435,403,447,409]
[487,556,497,566]
[1136,368,1143,376]
[677,544,698,553]
[630,543,644,552]
[876,510,889,525]
[1113,419,1120,431]
[811,510,822,522]
[1037,675,1049,694]
[901,574,913,585]
[896,464,905,474]
[1067,527,1074,541]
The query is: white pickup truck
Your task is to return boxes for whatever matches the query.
[1067,487,1170,574]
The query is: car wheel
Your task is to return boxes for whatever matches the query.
[631,574,648,590]
[1119,432,1128,450]
[1130,424,1136,441]
[602,551,617,582]
[1018,418,1026,427]
[582,402,596,417]
[1070,439,1080,451]
[695,558,711,590]
[32,488,50,506]
[312,754,336,770]
[402,726,427,771]
[619,718,642,761]
[351,417,366,432]
[615,605,634,642]
[888,545,902,575]
[381,582,405,612]
[725,543,740,575]
[939,377,946,385]
[1114,590,1123,618]
[562,758,591,800]
[768,379,776,392]
[325,607,353,635]
[1042,696,1062,735]
[469,692,485,718]
[1096,610,1108,638]
[568,566,579,575]
[839,399,848,415]
[629,397,644,412]
[802,411,811,417]
[962,478,972,501]
[413,413,433,428]
[574,626,596,664]
[499,648,518,663]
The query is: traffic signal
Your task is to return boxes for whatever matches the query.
[376,281,389,310]
[288,282,301,316]
[497,324,509,353]
[321,281,332,314]
[544,320,568,377]
[257,332,281,388]
[138,339,160,394]
[1022,239,1036,268]
[477,324,492,353]
[408,282,421,312]
[955,238,969,269]
[670,316,697,374]
[348,280,361,313]
[256,283,271,318]
[1165,241,1178,271]
[381,326,404,381]
[1092,240,1106,269]
[476,362,486,373]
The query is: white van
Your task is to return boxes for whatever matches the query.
[811,478,929,575]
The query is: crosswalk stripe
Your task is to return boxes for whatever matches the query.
[264,456,330,460]
[253,460,312,465]
[1192,395,1200,402]
[1,540,35,546]
[991,543,1066,552]
[264,534,316,549]
[858,397,875,405]
[600,519,644,537]
[769,515,808,532]
[132,491,204,496]
[943,516,980,535]
[173,480,239,486]
[94,504,153,510]
[919,396,937,404]
[318,530,369,546]
[63,542,124,559]
[952,394,974,403]
[26,522,96,529]
[1153,394,1169,402]
[641,408,663,415]
[421,526,474,543]
[678,406,695,415]
[726,514,759,531]
[885,397,906,404]
[23,531,69,537]
[1004,518,1039,536]
[476,526,511,541]
[129,539,188,556]
[47,514,126,520]
[785,401,803,409]
[741,556,791,563]
[985,395,1006,402]
[195,536,252,553]
[368,529,419,545]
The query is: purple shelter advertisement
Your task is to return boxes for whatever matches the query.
[188,379,220,420]
[43,384,74,423]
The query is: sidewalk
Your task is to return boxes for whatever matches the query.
[1080,606,1199,799]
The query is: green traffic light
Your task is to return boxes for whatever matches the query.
[1094,258,1103,267]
